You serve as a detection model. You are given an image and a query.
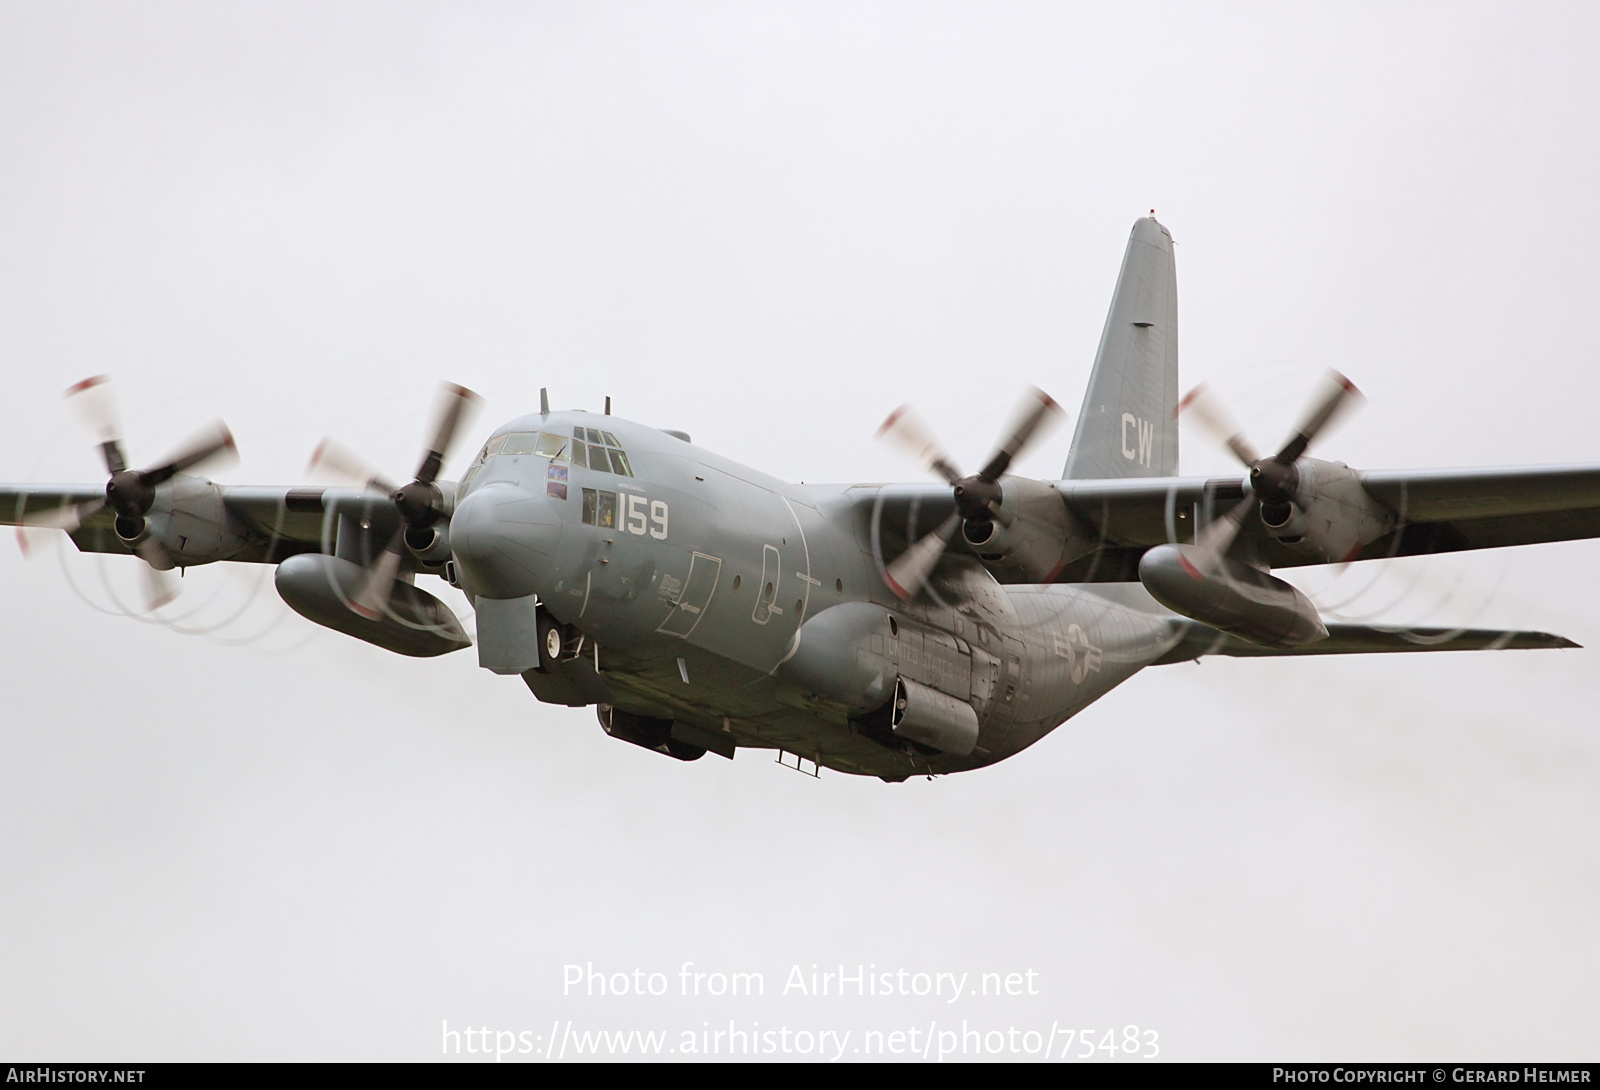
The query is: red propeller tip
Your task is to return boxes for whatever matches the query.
[64,375,110,397]
[875,405,909,438]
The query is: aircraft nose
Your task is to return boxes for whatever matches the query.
[449,483,563,599]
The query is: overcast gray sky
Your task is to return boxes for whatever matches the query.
[3,2,1599,1061]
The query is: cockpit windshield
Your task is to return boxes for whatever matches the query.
[460,425,636,489]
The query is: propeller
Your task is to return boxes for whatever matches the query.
[19,376,238,611]
[308,382,481,621]
[1177,369,1363,575]
[875,387,1064,599]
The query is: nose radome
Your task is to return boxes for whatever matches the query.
[449,483,563,599]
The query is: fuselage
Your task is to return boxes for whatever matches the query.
[448,410,1188,780]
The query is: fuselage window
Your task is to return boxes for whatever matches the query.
[581,487,618,528]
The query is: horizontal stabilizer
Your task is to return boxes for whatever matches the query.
[1156,623,1578,664]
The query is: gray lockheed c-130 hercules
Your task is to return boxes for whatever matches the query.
[5,217,1595,781]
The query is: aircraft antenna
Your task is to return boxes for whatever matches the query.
[540,388,550,415]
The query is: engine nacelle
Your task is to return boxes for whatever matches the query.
[275,553,471,657]
[1257,458,1394,561]
[107,476,254,567]
[404,522,453,565]
[961,477,1093,580]
[1139,543,1327,648]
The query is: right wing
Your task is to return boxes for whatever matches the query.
[1155,622,1580,664]
[1053,463,1600,577]
[1352,465,1600,558]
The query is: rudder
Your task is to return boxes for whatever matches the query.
[1062,217,1179,479]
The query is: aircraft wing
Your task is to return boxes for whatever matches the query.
[1154,622,1579,664]
[1352,464,1600,558]
[1052,463,1600,578]
[1,483,376,564]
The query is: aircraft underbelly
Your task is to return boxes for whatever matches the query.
[979,586,1186,762]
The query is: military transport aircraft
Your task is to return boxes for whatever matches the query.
[4,217,1595,782]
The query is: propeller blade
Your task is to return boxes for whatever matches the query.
[1186,495,1256,577]
[19,498,105,533]
[130,537,179,611]
[414,382,483,484]
[308,438,396,494]
[64,375,127,475]
[883,511,962,600]
[138,563,179,612]
[349,532,406,620]
[876,405,963,486]
[15,526,53,558]
[984,499,1014,528]
[1277,370,1362,464]
[978,387,1064,481]
[1178,383,1260,467]
[140,421,238,486]
[132,535,177,572]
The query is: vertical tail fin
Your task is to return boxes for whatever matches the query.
[1062,217,1179,479]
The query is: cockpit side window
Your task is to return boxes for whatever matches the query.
[459,432,509,489]
[574,428,635,478]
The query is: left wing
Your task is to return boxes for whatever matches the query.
[3,481,384,565]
